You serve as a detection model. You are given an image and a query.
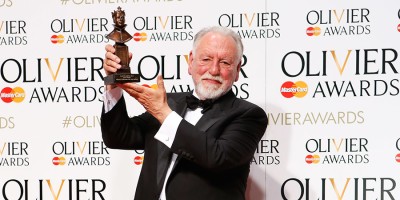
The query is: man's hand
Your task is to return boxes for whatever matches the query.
[118,75,172,124]
[103,44,133,90]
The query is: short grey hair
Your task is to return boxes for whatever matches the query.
[192,26,243,64]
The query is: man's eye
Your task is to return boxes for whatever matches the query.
[200,59,211,64]
[220,61,232,68]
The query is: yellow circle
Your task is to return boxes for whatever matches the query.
[12,87,25,103]
[150,84,158,90]
[58,35,65,43]
[59,157,66,165]
[293,81,308,98]
[314,27,321,36]
[313,154,320,164]
[140,32,147,41]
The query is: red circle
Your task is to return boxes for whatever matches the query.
[134,156,143,165]
[396,153,400,163]
[306,27,314,36]
[133,32,141,42]
[281,81,295,98]
[52,157,60,165]
[305,155,314,164]
[397,24,400,32]
[1,87,13,103]
[50,35,58,44]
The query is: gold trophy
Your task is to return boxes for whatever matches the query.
[104,6,140,84]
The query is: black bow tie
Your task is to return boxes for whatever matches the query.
[186,94,213,113]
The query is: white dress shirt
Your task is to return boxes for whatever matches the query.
[103,88,203,200]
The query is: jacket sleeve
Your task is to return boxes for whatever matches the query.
[100,95,160,150]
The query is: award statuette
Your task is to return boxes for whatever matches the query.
[104,6,140,84]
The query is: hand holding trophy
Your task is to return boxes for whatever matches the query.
[104,6,140,84]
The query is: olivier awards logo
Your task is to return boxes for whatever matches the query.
[305,8,371,37]
[218,11,281,39]
[0,20,27,45]
[130,14,194,42]
[251,139,280,165]
[49,17,110,45]
[304,138,369,165]
[51,141,110,167]
[0,142,29,167]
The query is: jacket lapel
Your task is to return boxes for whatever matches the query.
[156,142,171,191]
[195,90,235,131]
[156,94,188,191]
[171,91,236,171]
[195,103,225,132]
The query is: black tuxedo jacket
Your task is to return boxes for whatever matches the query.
[101,90,268,200]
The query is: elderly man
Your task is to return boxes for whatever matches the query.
[101,26,268,200]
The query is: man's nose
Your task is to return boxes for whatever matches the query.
[208,61,220,75]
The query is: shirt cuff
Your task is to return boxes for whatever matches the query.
[104,87,123,113]
[154,111,182,148]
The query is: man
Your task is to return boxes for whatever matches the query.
[101,26,268,200]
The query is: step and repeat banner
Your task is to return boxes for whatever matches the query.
[1,0,400,199]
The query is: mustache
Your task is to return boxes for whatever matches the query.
[200,73,223,83]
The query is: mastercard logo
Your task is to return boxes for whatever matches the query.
[134,156,144,165]
[52,157,66,166]
[396,153,400,163]
[50,34,65,44]
[133,32,147,42]
[1,87,25,103]
[306,26,321,36]
[280,81,308,98]
[305,154,320,164]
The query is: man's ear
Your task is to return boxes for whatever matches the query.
[235,61,241,82]
[188,51,194,75]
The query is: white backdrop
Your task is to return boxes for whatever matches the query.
[1,0,400,199]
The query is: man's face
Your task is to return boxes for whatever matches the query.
[188,32,241,100]
[115,12,125,26]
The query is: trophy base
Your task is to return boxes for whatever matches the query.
[104,73,140,85]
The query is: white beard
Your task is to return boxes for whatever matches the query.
[194,73,232,100]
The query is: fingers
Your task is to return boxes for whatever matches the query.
[156,75,164,91]
[103,44,134,77]
[129,52,133,60]
[119,75,166,98]
[118,83,144,98]
[119,78,170,123]
[105,44,115,53]
[103,44,121,75]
